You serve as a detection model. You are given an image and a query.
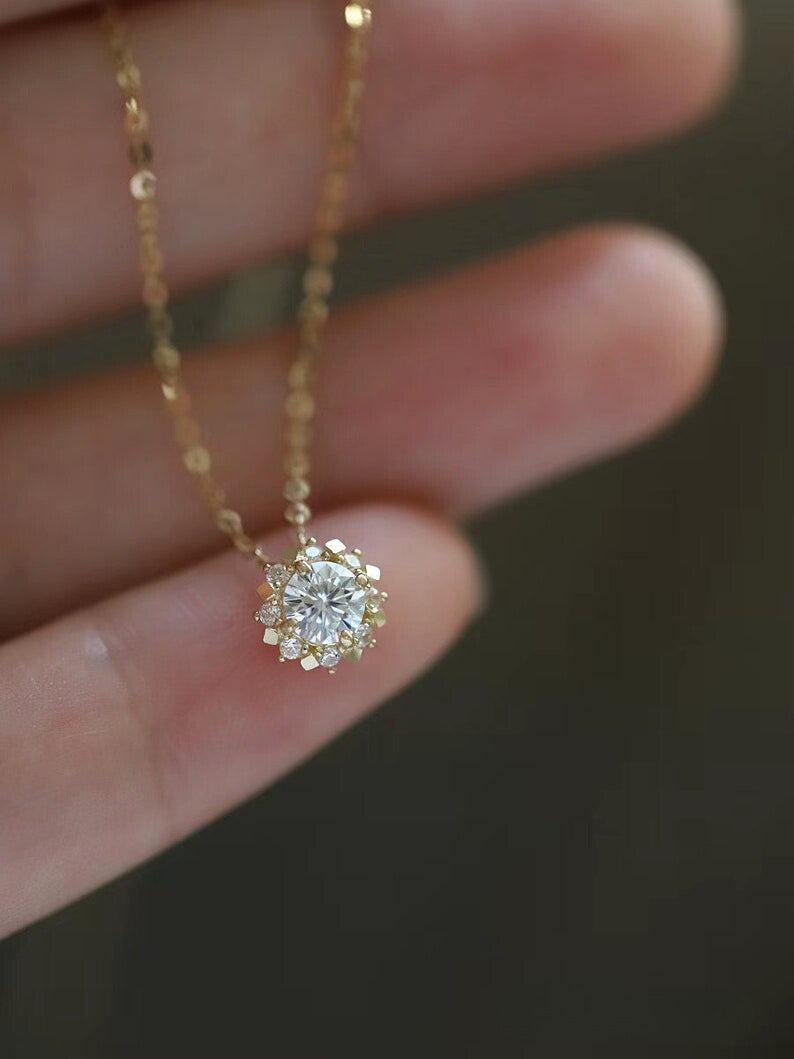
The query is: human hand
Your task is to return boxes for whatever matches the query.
[0,0,738,936]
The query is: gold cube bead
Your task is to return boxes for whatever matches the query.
[284,478,311,502]
[285,502,311,525]
[216,509,243,535]
[153,342,180,374]
[285,392,315,421]
[130,169,157,201]
[183,446,211,474]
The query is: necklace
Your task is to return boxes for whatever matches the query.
[102,2,385,674]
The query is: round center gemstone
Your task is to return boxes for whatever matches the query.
[282,561,367,646]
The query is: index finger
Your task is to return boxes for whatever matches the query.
[0,0,737,344]
[1,0,74,23]
[0,504,480,938]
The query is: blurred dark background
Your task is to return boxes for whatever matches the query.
[3,1,794,1056]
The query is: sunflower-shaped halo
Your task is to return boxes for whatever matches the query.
[253,538,387,673]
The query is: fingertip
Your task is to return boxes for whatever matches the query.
[635,227,725,412]
[569,223,725,442]
[617,0,742,135]
[671,0,742,125]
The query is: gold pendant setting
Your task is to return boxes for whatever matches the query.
[254,537,386,673]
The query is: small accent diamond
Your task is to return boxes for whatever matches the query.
[280,636,303,660]
[266,563,290,588]
[355,624,373,647]
[320,647,341,668]
[258,602,280,626]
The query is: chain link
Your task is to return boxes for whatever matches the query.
[101,2,373,563]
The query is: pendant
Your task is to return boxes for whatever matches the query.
[253,537,386,673]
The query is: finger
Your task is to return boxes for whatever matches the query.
[0,504,480,938]
[0,226,722,637]
[1,0,70,24]
[0,0,738,343]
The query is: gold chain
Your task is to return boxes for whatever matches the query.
[101,2,373,566]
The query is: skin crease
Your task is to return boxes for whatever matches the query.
[0,0,740,936]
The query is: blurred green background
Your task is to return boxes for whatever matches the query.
[3,1,794,1056]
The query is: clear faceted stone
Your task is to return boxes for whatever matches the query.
[266,563,289,588]
[320,647,341,669]
[283,560,367,646]
[258,602,280,627]
[279,636,303,661]
[355,624,373,648]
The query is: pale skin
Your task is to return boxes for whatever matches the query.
[0,0,740,937]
